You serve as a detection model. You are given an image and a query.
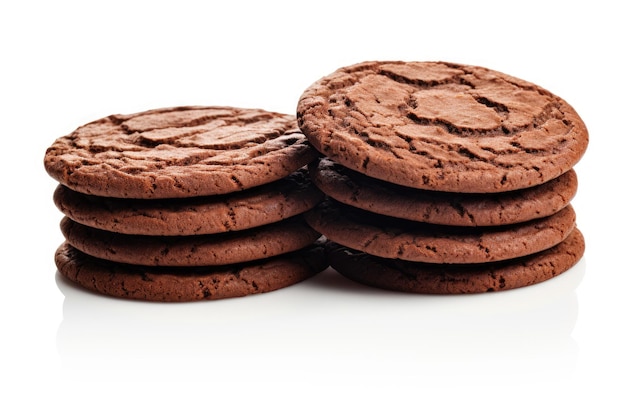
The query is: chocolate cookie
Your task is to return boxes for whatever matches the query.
[305,199,576,264]
[54,168,324,235]
[55,241,328,302]
[45,106,318,199]
[309,158,578,226]
[60,216,321,267]
[326,228,585,294]
[297,61,588,193]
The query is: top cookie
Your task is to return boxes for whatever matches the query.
[44,106,318,199]
[297,61,588,193]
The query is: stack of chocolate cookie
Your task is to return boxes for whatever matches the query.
[44,106,328,301]
[297,61,588,293]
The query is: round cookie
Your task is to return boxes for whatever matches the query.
[309,158,578,226]
[55,241,329,302]
[44,106,318,199]
[305,199,576,264]
[297,61,588,193]
[60,216,321,267]
[326,228,585,294]
[54,168,324,236]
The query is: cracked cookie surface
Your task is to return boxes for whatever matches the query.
[45,106,318,199]
[305,199,576,264]
[298,61,588,193]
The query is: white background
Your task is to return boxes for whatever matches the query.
[1,1,624,415]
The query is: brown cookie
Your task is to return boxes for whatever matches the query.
[305,199,576,264]
[297,61,588,193]
[54,168,324,236]
[309,158,578,226]
[60,216,321,267]
[44,106,318,199]
[326,228,585,294]
[55,241,329,302]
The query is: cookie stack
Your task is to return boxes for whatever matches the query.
[44,106,328,301]
[297,61,588,293]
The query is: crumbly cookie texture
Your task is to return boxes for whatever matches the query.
[45,106,317,199]
[298,61,588,193]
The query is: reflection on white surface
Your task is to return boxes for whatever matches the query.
[56,259,585,384]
